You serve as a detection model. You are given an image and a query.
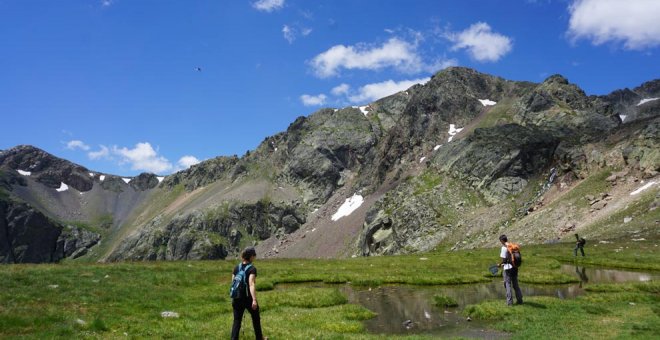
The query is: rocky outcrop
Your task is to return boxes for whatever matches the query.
[162,156,239,191]
[280,108,377,202]
[368,67,524,186]
[0,198,100,263]
[433,124,559,202]
[99,175,126,192]
[621,118,660,173]
[106,200,305,261]
[555,116,660,178]
[0,145,94,192]
[129,173,160,191]
[514,75,617,138]
[599,79,660,123]
[56,225,102,259]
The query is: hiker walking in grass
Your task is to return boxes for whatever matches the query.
[574,233,586,257]
[498,234,523,306]
[230,247,265,340]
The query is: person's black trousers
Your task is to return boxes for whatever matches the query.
[231,298,263,340]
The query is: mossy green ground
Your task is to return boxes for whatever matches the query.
[0,240,658,339]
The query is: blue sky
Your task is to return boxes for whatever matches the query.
[1,0,659,176]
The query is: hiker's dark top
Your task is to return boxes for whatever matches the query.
[233,263,257,299]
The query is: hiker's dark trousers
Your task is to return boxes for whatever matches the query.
[574,245,585,256]
[503,268,523,306]
[231,298,263,340]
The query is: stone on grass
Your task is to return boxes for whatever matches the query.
[161,311,180,318]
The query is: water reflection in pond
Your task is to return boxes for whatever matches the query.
[338,266,658,337]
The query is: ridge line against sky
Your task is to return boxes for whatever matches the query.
[1,0,659,176]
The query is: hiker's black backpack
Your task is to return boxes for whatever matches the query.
[579,237,586,246]
[229,263,252,299]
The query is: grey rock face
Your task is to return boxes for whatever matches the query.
[621,118,660,172]
[598,79,660,123]
[162,156,239,191]
[107,200,305,261]
[100,176,126,193]
[0,199,100,263]
[282,108,377,202]
[514,75,616,137]
[433,124,559,202]
[129,173,160,191]
[0,169,27,190]
[56,225,101,259]
[367,67,528,186]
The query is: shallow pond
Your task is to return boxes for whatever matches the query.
[337,265,658,337]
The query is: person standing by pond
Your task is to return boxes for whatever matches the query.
[498,235,523,306]
[231,247,265,340]
[574,233,586,257]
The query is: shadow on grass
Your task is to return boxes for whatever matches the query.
[523,301,547,309]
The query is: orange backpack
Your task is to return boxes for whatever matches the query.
[506,242,522,267]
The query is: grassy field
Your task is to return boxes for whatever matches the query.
[0,240,658,339]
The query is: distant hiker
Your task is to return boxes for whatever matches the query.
[498,235,523,306]
[231,247,265,340]
[574,233,586,257]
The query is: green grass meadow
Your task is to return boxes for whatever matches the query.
[0,240,658,339]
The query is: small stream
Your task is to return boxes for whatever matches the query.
[337,265,658,338]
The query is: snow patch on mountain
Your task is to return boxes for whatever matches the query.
[447,124,464,142]
[478,99,497,106]
[332,194,364,221]
[637,98,659,106]
[17,169,31,176]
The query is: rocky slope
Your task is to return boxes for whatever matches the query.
[0,198,100,263]
[1,67,658,263]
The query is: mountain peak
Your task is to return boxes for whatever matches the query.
[433,66,487,80]
[0,144,94,192]
[542,74,569,85]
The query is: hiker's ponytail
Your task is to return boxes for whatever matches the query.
[241,247,257,261]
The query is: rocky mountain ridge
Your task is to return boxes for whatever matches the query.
[1,67,658,263]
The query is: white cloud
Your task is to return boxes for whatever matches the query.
[178,155,200,169]
[282,24,312,44]
[112,142,172,174]
[310,38,425,78]
[252,0,284,12]
[331,83,350,96]
[300,94,327,106]
[283,25,295,44]
[567,0,660,50]
[101,0,113,7]
[88,145,110,160]
[348,78,430,104]
[85,142,199,174]
[447,22,513,62]
[66,140,90,151]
